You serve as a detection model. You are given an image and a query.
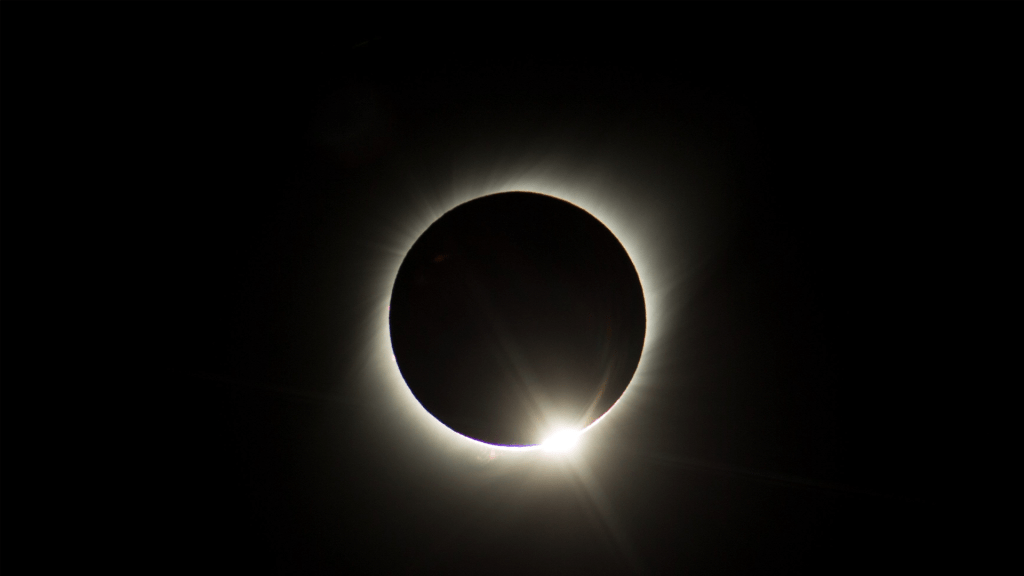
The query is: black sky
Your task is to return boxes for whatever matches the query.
[5,7,1008,575]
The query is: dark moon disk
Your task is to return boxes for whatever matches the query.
[389,192,646,446]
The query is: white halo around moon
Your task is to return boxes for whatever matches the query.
[356,156,695,458]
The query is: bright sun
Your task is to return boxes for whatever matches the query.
[541,429,581,453]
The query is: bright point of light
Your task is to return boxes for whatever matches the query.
[542,429,581,453]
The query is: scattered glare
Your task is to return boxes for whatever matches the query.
[542,429,581,453]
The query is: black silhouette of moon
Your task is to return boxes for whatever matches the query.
[389,192,646,446]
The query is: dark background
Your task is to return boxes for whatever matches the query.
[5,7,1009,575]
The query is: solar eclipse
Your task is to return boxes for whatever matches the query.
[20,17,971,575]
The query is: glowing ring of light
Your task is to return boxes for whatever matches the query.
[364,169,678,457]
